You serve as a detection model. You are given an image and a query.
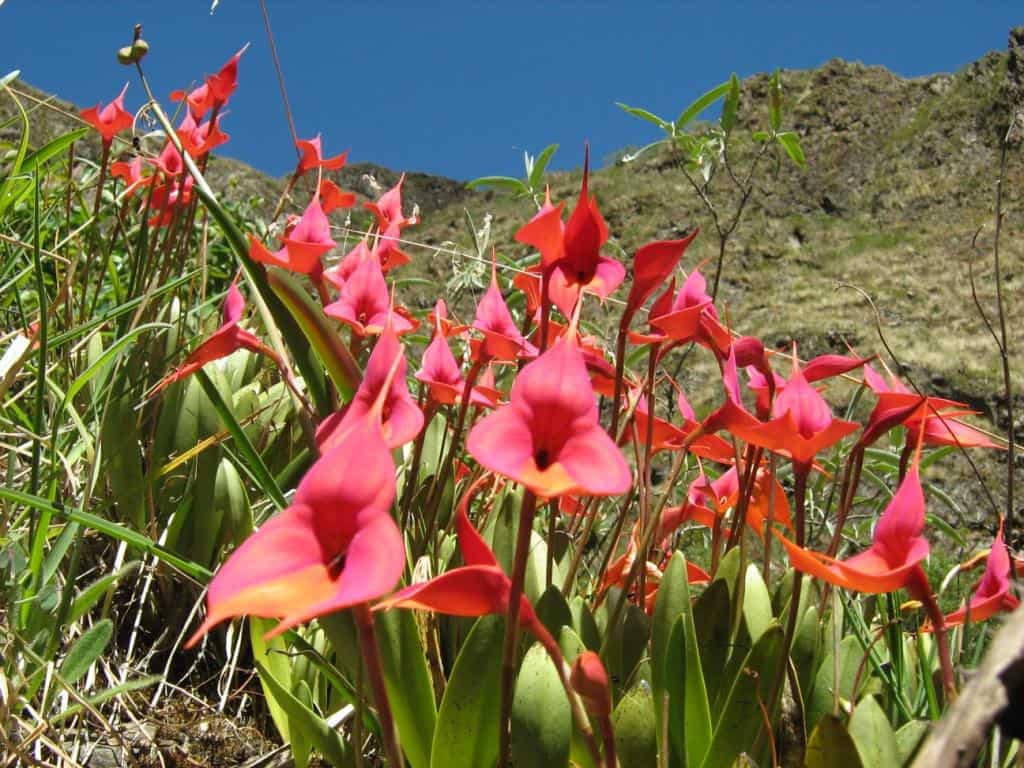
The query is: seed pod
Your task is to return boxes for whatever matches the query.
[130,39,149,61]
[116,46,134,65]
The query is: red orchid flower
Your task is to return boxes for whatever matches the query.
[279,196,337,268]
[622,231,700,325]
[375,478,543,636]
[319,178,356,213]
[176,111,230,158]
[515,148,625,316]
[250,197,337,275]
[323,239,374,290]
[513,268,543,324]
[936,520,1019,628]
[154,283,269,393]
[648,266,731,355]
[703,346,764,439]
[741,350,860,470]
[571,652,613,718]
[171,45,247,118]
[297,134,349,173]
[774,464,930,593]
[206,45,247,106]
[81,83,133,144]
[467,337,631,499]
[365,174,419,232]
[148,177,194,227]
[471,263,538,362]
[318,327,423,451]
[373,220,414,273]
[599,521,710,613]
[110,156,148,197]
[629,388,734,463]
[426,299,469,338]
[186,414,403,645]
[685,463,794,536]
[863,365,1001,450]
[323,256,418,337]
[416,312,498,409]
[533,319,616,391]
[745,352,868,417]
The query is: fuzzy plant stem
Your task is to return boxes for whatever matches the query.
[353,603,404,767]
[498,491,538,767]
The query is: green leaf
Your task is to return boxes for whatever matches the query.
[101,394,146,529]
[792,604,822,713]
[195,369,287,510]
[675,80,732,130]
[466,175,529,194]
[375,610,437,768]
[616,102,671,132]
[742,564,773,644]
[768,70,783,131]
[776,132,806,167]
[267,268,360,401]
[49,675,160,726]
[807,634,869,731]
[651,552,689,723]
[804,716,863,768]
[692,579,731,713]
[528,143,559,190]
[536,584,574,639]
[894,720,929,764]
[570,596,601,652]
[848,695,900,768]
[69,561,140,623]
[250,617,295,745]
[20,128,89,174]
[59,619,113,686]
[701,623,783,768]
[720,73,741,134]
[666,614,713,768]
[511,642,571,768]
[431,615,504,768]
[255,661,353,768]
[612,683,658,768]
[0,83,29,218]
[0,487,211,581]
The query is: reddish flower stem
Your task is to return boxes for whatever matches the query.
[638,344,659,600]
[421,360,484,552]
[767,464,809,725]
[539,269,552,352]
[609,320,629,438]
[907,565,957,702]
[353,602,404,767]
[498,491,538,767]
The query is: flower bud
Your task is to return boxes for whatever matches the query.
[570,651,612,718]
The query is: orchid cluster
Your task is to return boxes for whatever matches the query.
[81,48,1015,768]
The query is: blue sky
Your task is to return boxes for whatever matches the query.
[1,2,1020,180]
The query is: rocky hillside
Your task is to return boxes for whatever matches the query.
[4,30,1023,534]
